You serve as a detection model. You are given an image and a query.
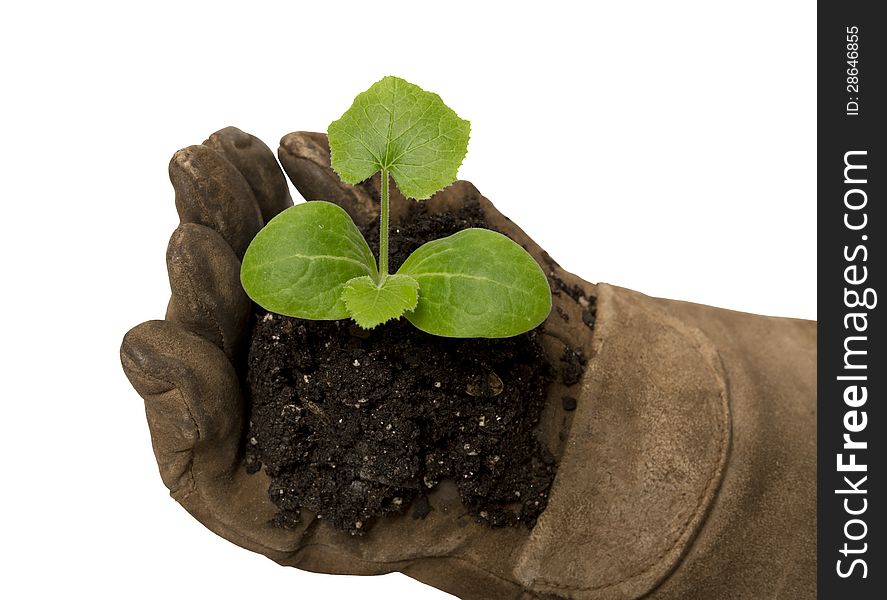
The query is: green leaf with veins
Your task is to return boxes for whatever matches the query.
[327,75,470,200]
[240,201,378,319]
[341,274,420,329]
[397,229,552,338]
[240,76,551,339]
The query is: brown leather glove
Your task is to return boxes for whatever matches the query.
[121,127,815,600]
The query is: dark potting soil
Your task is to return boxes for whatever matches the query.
[244,196,583,536]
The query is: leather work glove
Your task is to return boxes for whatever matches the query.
[121,127,815,600]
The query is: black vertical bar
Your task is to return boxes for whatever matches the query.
[818,2,884,598]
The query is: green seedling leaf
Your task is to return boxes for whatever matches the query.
[241,76,548,340]
[241,201,378,319]
[398,229,552,338]
[341,274,420,330]
[328,75,471,200]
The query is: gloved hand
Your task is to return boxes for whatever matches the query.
[121,127,815,600]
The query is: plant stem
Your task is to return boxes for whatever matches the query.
[378,167,390,280]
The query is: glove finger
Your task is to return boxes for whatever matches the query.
[204,126,293,222]
[120,320,242,496]
[166,223,250,359]
[169,144,264,258]
[424,180,596,371]
[278,131,379,227]
[122,319,305,557]
[423,180,535,254]
[420,179,588,322]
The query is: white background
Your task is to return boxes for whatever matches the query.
[1,1,815,599]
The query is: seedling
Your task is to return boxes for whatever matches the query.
[241,76,551,337]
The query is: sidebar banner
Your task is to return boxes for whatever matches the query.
[818,2,884,598]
